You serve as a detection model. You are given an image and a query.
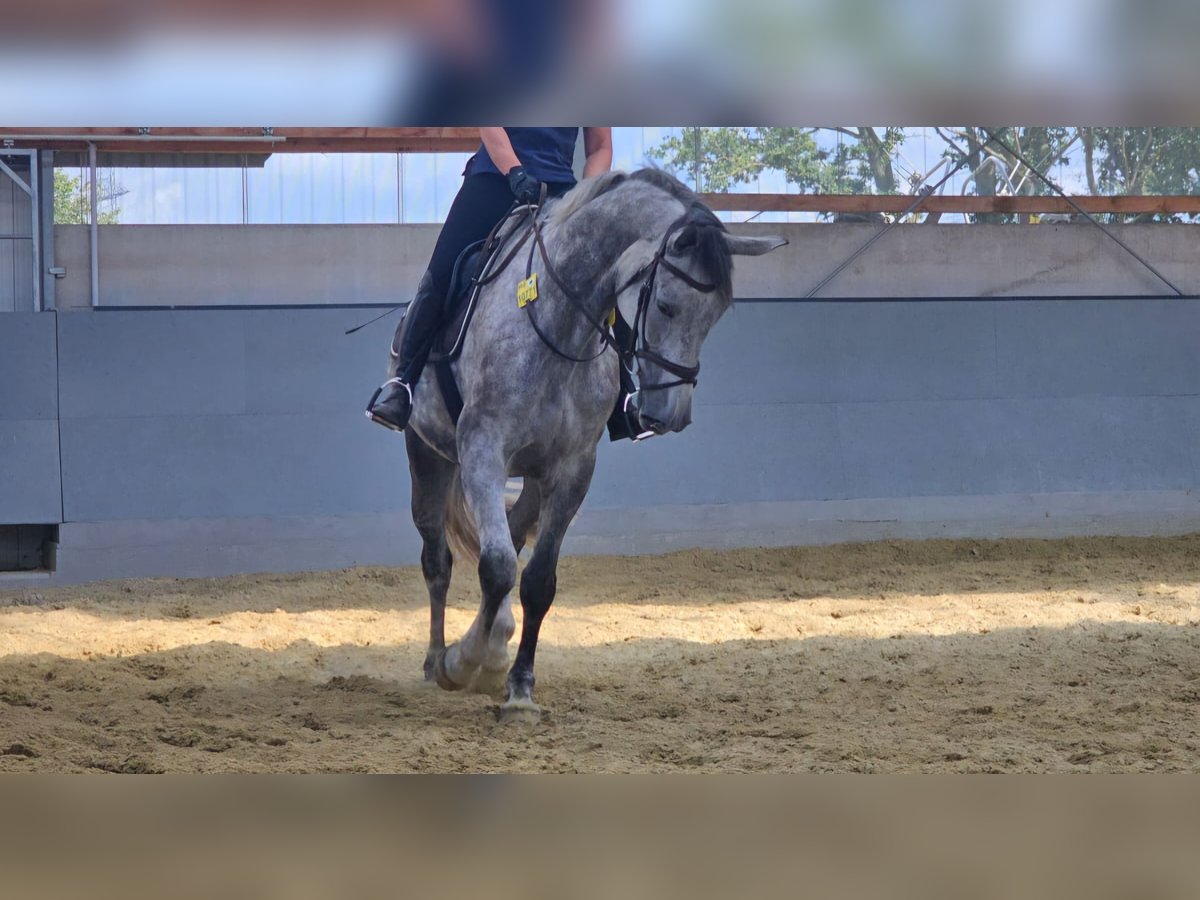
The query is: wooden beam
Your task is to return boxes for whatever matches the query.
[1,127,481,154]
[701,193,1200,215]
[23,139,481,155]
[2,127,480,139]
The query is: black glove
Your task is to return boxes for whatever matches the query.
[507,166,543,205]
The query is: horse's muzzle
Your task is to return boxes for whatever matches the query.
[636,414,672,436]
[630,393,692,436]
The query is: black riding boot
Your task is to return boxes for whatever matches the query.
[605,316,652,442]
[366,271,443,432]
[606,383,654,442]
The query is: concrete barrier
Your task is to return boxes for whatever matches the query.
[54,222,1200,308]
[2,222,1198,583]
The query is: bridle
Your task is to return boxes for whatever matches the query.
[619,218,722,393]
[524,199,724,400]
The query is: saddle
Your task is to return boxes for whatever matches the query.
[419,203,632,438]
[416,240,484,425]
[431,240,487,359]
[425,206,536,423]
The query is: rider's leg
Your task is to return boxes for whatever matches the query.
[367,173,519,431]
[605,315,651,441]
[365,270,441,431]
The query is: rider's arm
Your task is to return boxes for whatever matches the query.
[478,128,523,176]
[582,127,613,178]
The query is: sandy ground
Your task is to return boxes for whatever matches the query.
[1,535,1198,773]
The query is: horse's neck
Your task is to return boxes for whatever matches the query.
[544,189,679,324]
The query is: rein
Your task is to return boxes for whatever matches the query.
[523,196,722,394]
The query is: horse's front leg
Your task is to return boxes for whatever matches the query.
[434,439,518,697]
[502,450,597,723]
[405,430,457,682]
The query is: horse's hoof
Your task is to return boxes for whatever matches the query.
[417,672,440,689]
[433,647,466,692]
[470,667,509,698]
[497,698,542,725]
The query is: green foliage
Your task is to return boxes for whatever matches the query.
[53,169,122,224]
[648,127,905,195]
[1084,128,1200,197]
[938,127,1200,222]
[650,127,1200,222]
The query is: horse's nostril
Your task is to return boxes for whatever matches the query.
[640,415,669,435]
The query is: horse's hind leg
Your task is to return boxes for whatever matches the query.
[508,478,541,554]
[502,450,597,722]
[405,430,457,681]
[435,439,518,695]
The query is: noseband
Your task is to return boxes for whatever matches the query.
[620,219,722,392]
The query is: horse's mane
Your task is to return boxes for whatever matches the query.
[546,170,629,226]
[548,167,733,291]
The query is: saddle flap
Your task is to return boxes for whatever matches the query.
[432,241,487,359]
[446,240,486,315]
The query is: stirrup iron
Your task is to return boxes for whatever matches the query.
[624,392,656,442]
[364,377,413,432]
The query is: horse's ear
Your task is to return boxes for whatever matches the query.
[723,233,788,256]
[670,225,699,252]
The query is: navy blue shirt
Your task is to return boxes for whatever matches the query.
[466,127,580,185]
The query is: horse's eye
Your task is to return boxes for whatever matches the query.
[656,300,676,318]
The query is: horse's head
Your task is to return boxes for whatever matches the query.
[614,216,786,436]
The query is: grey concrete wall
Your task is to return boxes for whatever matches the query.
[53,222,1200,309]
[728,222,1200,299]
[5,220,1200,583]
[0,313,61,524]
[50,306,415,579]
[4,293,1194,584]
[583,297,1200,552]
[55,225,439,309]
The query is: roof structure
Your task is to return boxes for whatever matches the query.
[1,127,480,155]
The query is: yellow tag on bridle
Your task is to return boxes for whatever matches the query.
[517,273,539,308]
[607,307,617,327]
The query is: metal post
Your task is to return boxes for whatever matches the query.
[39,150,55,311]
[30,150,41,311]
[89,142,99,308]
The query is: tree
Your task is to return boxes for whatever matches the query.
[648,127,906,196]
[650,126,1200,224]
[933,127,1078,223]
[936,128,1200,222]
[1081,128,1200,220]
[53,169,124,224]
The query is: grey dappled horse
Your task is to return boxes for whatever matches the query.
[400,168,785,721]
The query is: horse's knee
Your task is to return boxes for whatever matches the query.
[479,544,517,600]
